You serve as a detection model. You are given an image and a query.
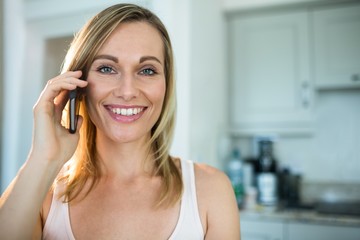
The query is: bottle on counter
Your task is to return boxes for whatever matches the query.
[242,158,258,210]
[226,148,244,208]
[256,140,278,207]
[278,167,302,207]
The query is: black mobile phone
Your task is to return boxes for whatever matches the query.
[69,89,81,134]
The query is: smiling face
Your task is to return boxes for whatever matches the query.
[85,21,166,144]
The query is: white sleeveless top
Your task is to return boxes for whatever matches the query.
[42,159,204,240]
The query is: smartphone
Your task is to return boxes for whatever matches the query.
[69,89,81,134]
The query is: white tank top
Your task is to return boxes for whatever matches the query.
[42,159,204,240]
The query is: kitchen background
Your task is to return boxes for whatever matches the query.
[1,0,360,239]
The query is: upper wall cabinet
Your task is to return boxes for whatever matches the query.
[228,10,314,136]
[312,4,360,90]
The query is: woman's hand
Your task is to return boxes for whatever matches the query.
[0,71,88,239]
[30,70,88,165]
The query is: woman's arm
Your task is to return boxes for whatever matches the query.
[0,71,87,239]
[195,164,241,240]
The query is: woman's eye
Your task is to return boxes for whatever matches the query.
[98,66,115,74]
[140,68,156,76]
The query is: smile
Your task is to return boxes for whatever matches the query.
[109,107,145,116]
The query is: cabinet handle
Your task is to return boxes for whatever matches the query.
[301,81,310,108]
[351,74,360,82]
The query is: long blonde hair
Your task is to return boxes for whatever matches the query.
[59,4,181,207]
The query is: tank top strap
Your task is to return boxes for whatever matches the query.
[42,182,75,240]
[169,159,204,239]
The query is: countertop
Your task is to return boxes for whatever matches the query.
[240,207,360,227]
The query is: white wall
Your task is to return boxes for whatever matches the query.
[1,0,26,192]
[189,0,227,169]
[222,0,350,11]
[280,90,360,183]
[0,0,4,189]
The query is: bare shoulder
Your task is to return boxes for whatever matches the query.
[193,163,234,206]
[193,162,240,239]
[194,163,231,190]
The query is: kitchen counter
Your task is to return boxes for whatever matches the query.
[240,207,360,227]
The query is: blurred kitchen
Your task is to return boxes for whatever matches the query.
[1,0,360,239]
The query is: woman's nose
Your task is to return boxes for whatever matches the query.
[112,74,139,101]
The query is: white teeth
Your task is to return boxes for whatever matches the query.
[111,107,143,116]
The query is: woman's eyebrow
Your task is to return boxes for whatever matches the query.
[139,56,162,65]
[93,54,162,65]
[93,54,118,63]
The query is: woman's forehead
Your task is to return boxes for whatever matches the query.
[96,21,165,65]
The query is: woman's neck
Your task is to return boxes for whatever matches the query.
[95,132,156,180]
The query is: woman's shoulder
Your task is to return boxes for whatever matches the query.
[173,158,234,205]
[193,162,231,188]
[192,161,240,238]
[194,163,232,197]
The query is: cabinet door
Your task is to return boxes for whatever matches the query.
[312,3,360,89]
[241,219,284,240]
[287,222,360,240]
[228,11,313,136]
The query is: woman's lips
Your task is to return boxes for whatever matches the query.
[105,105,146,123]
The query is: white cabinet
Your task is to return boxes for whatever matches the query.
[241,219,284,240]
[287,222,360,240]
[241,219,360,240]
[228,11,314,136]
[312,4,360,89]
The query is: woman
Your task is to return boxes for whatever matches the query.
[0,4,240,239]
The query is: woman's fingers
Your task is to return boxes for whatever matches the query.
[46,71,87,103]
[32,70,88,137]
[34,71,87,115]
[53,90,69,123]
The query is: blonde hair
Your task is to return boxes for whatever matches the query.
[59,4,181,207]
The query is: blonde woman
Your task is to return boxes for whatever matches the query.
[0,4,240,239]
